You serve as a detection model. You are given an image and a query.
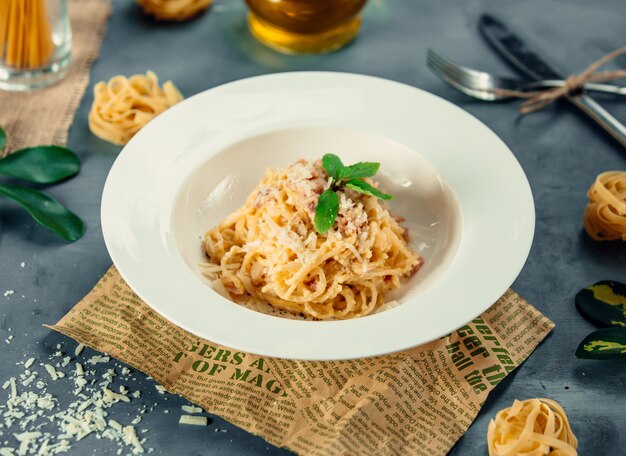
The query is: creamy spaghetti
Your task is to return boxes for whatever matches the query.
[88,71,183,146]
[583,170,626,241]
[136,0,212,21]
[488,398,578,456]
[0,0,55,69]
[202,159,422,320]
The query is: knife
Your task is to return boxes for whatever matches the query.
[479,14,626,148]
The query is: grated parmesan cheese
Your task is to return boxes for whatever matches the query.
[181,405,203,414]
[154,385,166,395]
[1,344,155,455]
[74,344,84,357]
[103,388,130,403]
[178,415,208,426]
[86,355,109,365]
[122,426,144,454]
[43,365,58,381]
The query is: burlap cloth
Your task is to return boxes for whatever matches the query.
[0,0,111,154]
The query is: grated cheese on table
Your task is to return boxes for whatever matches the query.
[73,344,84,357]
[86,355,109,365]
[178,415,208,426]
[0,341,157,455]
[154,385,166,395]
[43,365,58,381]
[122,425,144,454]
[181,405,203,414]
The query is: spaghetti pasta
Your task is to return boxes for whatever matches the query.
[88,71,183,146]
[488,398,578,456]
[583,171,626,241]
[202,159,422,320]
[136,0,212,21]
[0,0,55,70]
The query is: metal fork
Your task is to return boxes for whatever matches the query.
[427,48,626,101]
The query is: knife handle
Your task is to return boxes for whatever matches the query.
[568,95,626,148]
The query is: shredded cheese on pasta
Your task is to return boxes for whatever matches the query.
[136,0,212,21]
[488,398,578,456]
[0,0,55,69]
[202,159,422,320]
[583,171,626,241]
[88,71,183,146]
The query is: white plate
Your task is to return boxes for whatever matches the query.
[101,72,534,361]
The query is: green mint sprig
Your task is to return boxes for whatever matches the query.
[314,153,392,234]
[0,125,84,241]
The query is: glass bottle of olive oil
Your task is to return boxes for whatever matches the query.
[245,0,367,54]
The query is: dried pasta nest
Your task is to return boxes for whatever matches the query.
[136,0,212,21]
[583,170,626,241]
[488,398,578,456]
[88,70,183,146]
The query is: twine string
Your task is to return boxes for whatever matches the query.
[494,45,626,114]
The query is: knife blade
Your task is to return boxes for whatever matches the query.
[479,14,626,148]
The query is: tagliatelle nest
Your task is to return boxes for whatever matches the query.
[136,0,212,21]
[583,171,626,241]
[88,71,183,146]
[488,398,578,456]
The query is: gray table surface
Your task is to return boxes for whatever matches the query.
[2,0,626,454]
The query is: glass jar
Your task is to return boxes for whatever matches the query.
[0,0,72,91]
[245,0,368,54]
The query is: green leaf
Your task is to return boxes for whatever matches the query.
[0,126,6,152]
[314,189,339,234]
[0,184,84,241]
[322,154,344,180]
[338,162,379,180]
[576,327,626,359]
[576,281,626,327]
[0,146,80,183]
[345,179,393,200]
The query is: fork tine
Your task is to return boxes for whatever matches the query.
[428,50,480,90]
[429,49,505,91]
[428,50,486,90]
[427,49,503,101]
[427,49,470,79]
[427,50,468,84]
[429,49,501,88]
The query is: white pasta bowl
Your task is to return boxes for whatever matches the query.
[101,72,534,360]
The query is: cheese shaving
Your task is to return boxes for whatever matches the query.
[122,426,144,454]
[181,405,203,414]
[178,415,208,426]
[74,344,85,357]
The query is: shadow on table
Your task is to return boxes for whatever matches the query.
[579,230,626,269]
